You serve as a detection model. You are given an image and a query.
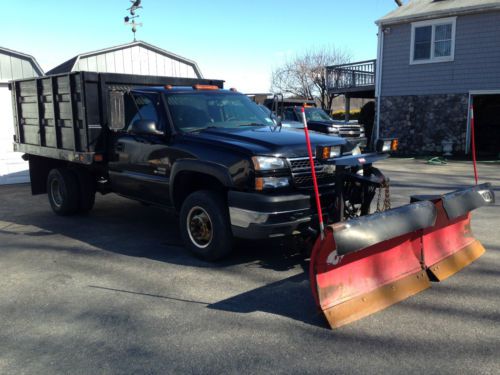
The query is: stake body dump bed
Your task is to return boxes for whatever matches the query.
[9,72,224,164]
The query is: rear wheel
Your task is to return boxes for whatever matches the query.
[179,190,233,261]
[47,168,79,215]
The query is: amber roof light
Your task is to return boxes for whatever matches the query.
[193,84,219,90]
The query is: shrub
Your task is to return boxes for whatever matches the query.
[330,109,361,120]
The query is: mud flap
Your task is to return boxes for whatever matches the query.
[413,183,495,281]
[310,201,437,329]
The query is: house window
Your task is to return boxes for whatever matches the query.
[410,17,456,64]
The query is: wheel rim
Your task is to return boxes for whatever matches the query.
[186,206,213,249]
[50,178,63,208]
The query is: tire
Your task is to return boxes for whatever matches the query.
[47,168,79,216]
[179,190,233,261]
[74,168,96,213]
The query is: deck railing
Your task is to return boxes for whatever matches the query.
[326,59,376,93]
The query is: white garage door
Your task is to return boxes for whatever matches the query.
[0,85,29,184]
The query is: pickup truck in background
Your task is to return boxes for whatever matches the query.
[251,94,367,146]
[281,105,367,147]
[9,72,394,260]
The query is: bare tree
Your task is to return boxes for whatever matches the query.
[271,46,352,110]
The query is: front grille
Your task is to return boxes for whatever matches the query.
[288,158,322,172]
[337,125,363,138]
[288,157,335,188]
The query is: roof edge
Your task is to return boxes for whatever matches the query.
[69,40,203,78]
[376,3,500,25]
[0,46,44,76]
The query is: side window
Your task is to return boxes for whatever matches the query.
[410,17,455,64]
[124,92,161,130]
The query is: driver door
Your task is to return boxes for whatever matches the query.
[108,92,171,205]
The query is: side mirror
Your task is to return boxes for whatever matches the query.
[274,115,283,127]
[130,119,163,136]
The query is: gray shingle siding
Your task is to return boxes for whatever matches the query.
[381,11,500,96]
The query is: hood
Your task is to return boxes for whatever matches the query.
[182,126,345,158]
[307,119,337,127]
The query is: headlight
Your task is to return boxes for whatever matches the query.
[327,127,339,133]
[255,176,289,190]
[252,156,286,170]
[329,146,341,158]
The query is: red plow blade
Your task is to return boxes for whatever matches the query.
[413,183,495,281]
[310,201,436,329]
[310,184,495,329]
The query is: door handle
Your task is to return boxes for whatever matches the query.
[115,142,125,152]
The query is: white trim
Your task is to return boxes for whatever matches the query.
[410,17,456,65]
[375,25,384,145]
[469,90,500,95]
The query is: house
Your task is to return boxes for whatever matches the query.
[0,47,44,184]
[327,0,500,156]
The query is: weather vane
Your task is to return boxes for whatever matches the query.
[124,0,143,42]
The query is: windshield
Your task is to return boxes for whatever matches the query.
[166,92,274,132]
[301,107,332,122]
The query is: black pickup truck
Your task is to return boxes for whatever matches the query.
[9,72,395,260]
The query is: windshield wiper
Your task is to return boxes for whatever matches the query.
[184,126,219,133]
[237,123,267,127]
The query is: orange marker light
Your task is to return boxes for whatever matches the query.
[391,139,399,151]
[164,85,173,90]
[193,84,219,90]
[322,146,331,160]
[316,146,331,160]
[255,177,264,191]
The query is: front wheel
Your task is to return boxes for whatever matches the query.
[179,190,233,261]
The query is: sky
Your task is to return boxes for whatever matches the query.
[4,0,396,92]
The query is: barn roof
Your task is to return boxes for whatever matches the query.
[377,0,500,25]
[0,46,44,83]
[46,40,203,78]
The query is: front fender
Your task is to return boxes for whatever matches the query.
[169,159,234,202]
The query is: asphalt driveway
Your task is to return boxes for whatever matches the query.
[0,159,499,374]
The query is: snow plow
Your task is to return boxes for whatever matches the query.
[300,108,495,329]
[309,184,494,329]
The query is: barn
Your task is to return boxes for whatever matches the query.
[0,47,44,184]
[1,40,203,185]
[46,40,203,78]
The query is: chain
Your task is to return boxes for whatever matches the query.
[376,180,391,212]
[384,180,391,210]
